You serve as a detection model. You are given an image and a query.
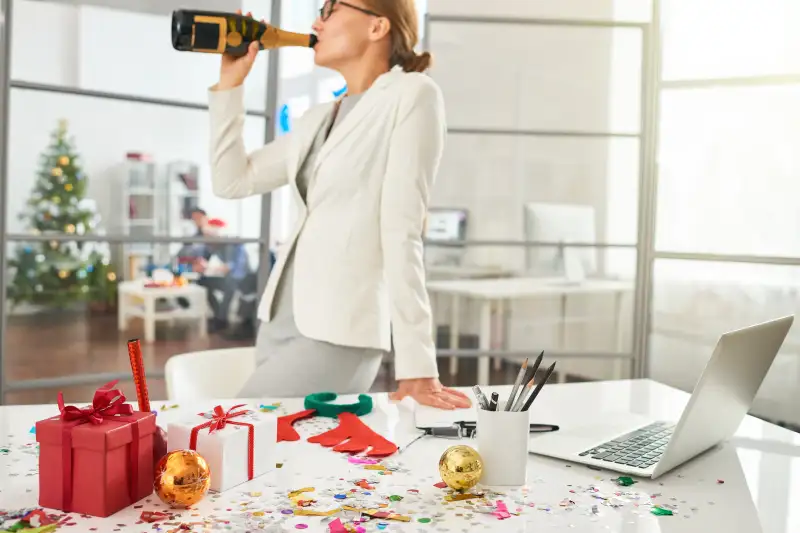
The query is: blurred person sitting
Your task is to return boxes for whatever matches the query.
[194,218,255,336]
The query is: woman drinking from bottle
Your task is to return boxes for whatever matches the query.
[207,0,471,410]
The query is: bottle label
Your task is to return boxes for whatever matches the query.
[226,17,262,49]
[192,15,227,53]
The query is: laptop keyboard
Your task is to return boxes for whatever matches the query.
[578,421,675,469]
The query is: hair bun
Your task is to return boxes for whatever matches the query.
[401,51,433,73]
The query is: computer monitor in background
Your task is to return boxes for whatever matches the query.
[523,203,598,281]
[425,208,468,266]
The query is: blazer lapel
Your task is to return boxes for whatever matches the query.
[313,69,400,176]
[289,103,334,185]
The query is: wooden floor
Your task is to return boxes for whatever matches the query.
[2,311,523,405]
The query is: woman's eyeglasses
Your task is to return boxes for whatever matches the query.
[319,0,382,21]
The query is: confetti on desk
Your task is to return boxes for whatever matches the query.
[0,422,717,532]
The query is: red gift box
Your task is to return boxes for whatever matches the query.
[35,380,156,517]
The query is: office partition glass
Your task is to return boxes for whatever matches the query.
[0,0,276,404]
[423,13,652,386]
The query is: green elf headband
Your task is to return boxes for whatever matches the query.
[303,392,373,418]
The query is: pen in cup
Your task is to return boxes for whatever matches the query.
[521,362,557,412]
[504,357,528,410]
[511,352,546,411]
[488,392,499,411]
[510,351,543,410]
[472,385,490,410]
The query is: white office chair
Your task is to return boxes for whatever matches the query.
[164,347,256,401]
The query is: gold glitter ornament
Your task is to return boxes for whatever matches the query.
[438,444,483,492]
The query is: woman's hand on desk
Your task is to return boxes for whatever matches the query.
[390,378,472,410]
[217,10,260,90]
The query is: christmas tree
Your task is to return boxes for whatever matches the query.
[8,119,117,309]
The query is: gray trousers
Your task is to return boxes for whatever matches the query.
[236,322,385,398]
[237,248,386,398]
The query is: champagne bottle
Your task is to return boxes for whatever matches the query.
[171,9,317,56]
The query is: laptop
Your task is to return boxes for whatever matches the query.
[527,315,794,479]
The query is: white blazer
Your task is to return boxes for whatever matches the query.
[207,67,446,380]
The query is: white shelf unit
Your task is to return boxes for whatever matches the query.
[110,159,201,280]
[164,160,201,244]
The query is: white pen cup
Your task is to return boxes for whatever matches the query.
[476,408,531,487]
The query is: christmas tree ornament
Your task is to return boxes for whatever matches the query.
[58,155,70,166]
[438,445,483,492]
[303,392,373,417]
[50,167,62,177]
[307,412,397,456]
[153,450,210,507]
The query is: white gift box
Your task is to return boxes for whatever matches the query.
[167,405,277,492]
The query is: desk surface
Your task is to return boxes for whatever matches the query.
[117,280,204,296]
[426,264,512,279]
[427,277,634,299]
[0,380,797,532]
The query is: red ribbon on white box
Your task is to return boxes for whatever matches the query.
[188,404,254,481]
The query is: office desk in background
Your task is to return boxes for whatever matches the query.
[426,264,512,280]
[427,277,634,385]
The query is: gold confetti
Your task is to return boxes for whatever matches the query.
[288,487,315,498]
[445,493,480,501]
[341,506,410,522]
[294,508,340,517]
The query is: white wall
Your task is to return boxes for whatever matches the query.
[8,0,265,242]
[427,0,651,21]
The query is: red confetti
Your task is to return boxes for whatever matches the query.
[717,479,724,484]
[140,511,169,523]
[434,482,447,489]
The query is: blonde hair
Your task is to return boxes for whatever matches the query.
[362,0,432,72]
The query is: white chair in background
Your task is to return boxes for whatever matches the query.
[164,347,256,401]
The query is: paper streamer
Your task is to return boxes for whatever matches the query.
[126,338,150,412]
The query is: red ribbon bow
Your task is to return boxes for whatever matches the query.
[58,380,134,424]
[189,404,255,481]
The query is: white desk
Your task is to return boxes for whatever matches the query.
[426,264,512,280]
[0,380,797,532]
[117,281,207,342]
[427,277,634,385]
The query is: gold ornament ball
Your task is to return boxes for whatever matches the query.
[58,155,70,166]
[154,449,211,508]
[51,167,63,177]
[438,444,483,492]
